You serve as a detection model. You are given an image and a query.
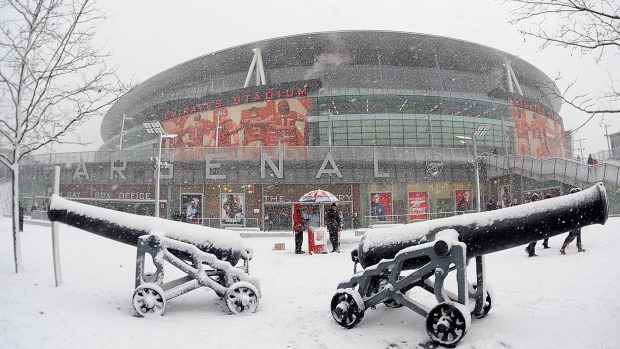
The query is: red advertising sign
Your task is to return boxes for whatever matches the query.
[408,191,428,221]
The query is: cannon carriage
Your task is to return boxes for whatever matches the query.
[331,183,608,346]
[48,195,260,316]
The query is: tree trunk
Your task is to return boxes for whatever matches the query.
[11,156,22,273]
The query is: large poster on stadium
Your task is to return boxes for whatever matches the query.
[369,192,392,222]
[455,189,473,215]
[408,191,428,221]
[221,193,245,226]
[180,193,202,224]
[161,97,311,148]
[513,107,566,157]
[488,89,566,157]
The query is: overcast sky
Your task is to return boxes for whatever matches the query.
[65,0,618,156]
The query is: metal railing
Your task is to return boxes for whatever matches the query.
[486,154,620,189]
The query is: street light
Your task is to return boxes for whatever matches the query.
[573,138,586,161]
[472,124,490,212]
[143,121,177,218]
[118,115,133,150]
[455,135,471,160]
[599,116,611,157]
[457,124,490,213]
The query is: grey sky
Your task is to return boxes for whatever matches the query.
[67,0,618,156]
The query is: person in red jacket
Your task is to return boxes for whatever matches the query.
[292,203,306,254]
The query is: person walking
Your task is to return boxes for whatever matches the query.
[560,188,587,255]
[525,193,542,257]
[292,204,306,254]
[325,203,342,253]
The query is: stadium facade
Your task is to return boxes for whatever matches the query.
[20,31,575,230]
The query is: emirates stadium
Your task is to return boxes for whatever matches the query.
[19,30,584,230]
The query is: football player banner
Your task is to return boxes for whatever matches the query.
[408,191,428,221]
[455,189,473,215]
[369,192,392,221]
[161,97,311,148]
[221,193,245,226]
[181,194,202,224]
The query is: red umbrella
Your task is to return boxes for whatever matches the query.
[299,189,339,203]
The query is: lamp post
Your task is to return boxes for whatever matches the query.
[456,135,471,159]
[118,115,133,150]
[599,117,611,157]
[143,121,177,218]
[573,138,586,161]
[472,124,490,212]
[456,124,490,213]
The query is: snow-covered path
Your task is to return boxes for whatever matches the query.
[1,217,618,348]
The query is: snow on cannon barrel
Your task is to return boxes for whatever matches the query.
[332,183,608,347]
[48,194,261,316]
[354,182,608,269]
[48,194,245,265]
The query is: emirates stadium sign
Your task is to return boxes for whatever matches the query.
[162,79,322,120]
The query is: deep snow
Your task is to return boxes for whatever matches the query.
[1,217,619,349]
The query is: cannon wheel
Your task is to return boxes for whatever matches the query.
[133,283,166,317]
[331,289,365,329]
[225,281,259,314]
[425,303,469,346]
[470,284,493,319]
[383,298,404,308]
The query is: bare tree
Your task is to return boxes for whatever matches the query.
[0,0,127,272]
[507,0,619,115]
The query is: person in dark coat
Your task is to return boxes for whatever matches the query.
[292,203,306,254]
[325,203,342,253]
[525,193,541,257]
[560,188,586,254]
[485,199,496,211]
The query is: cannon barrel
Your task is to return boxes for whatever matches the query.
[356,182,608,269]
[48,195,245,265]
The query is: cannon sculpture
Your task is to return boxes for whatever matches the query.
[331,183,608,346]
[48,194,260,316]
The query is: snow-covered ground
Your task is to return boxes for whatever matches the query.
[1,217,618,349]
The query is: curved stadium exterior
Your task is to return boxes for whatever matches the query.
[25,31,573,230]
